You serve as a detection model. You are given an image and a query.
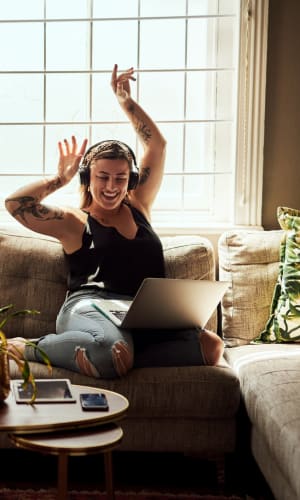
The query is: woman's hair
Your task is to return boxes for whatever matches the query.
[79,140,136,208]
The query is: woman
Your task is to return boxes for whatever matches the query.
[5,64,224,378]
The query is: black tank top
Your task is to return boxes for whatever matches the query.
[65,205,165,296]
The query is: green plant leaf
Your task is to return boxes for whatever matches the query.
[25,341,52,374]
[0,305,13,315]
[0,305,50,404]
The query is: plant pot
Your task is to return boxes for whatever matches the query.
[0,350,10,401]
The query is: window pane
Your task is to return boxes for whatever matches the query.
[215,123,234,174]
[0,23,43,71]
[183,173,233,221]
[93,0,138,18]
[214,173,233,221]
[183,175,212,211]
[184,123,233,174]
[188,0,239,16]
[154,176,183,210]
[46,0,90,18]
[188,18,236,68]
[46,75,89,122]
[0,126,43,174]
[140,0,185,17]
[46,22,90,71]
[139,72,184,121]
[0,0,43,19]
[93,21,138,70]
[218,0,239,15]
[160,123,184,173]
[185,124,216,173]
[0,75,43,122]
[185,71,235,120]
[140,20,185,70]
[188,0,219,15]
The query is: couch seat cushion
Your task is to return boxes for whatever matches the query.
[10,360,240,420]
[225,344,300,498]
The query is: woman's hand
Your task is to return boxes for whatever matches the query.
[57,136,88,185]
[111,63,136,103]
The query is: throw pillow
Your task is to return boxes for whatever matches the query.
[218,229,283,346]
[253,206,300,343]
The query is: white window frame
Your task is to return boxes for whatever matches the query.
[0,0,269,233]
[234,0,269,228]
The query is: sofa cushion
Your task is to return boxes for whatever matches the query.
[225,343,300,500]
[162,235,217,332]
[218,229,283,346]
[10,359,240,420]
[254,207,300,343]
[0,226,68,339]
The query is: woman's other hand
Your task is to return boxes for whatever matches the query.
[57,135,88,185]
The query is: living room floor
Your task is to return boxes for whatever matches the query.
[0,449,275,499]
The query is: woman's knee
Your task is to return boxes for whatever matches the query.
[199,329,224,366]
[74,337,134,378]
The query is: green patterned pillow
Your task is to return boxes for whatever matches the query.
[253,206,300,343]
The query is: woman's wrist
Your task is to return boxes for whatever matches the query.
[44,175,64,194]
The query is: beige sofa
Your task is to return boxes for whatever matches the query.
[0,224,240,464]
[1,224,298,499]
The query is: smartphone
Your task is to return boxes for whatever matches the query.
[80,393,109,411]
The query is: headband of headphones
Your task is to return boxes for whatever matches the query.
[79,139,139,190]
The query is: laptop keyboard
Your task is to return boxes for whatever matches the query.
[111,310,127,321]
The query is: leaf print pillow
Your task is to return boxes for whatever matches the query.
[253,206,300,343]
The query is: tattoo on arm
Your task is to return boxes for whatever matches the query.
[6,196,64,222]
[45,177,63,195]
[127,103,152,144]
[136,122,152,143]
[138,167,151,186]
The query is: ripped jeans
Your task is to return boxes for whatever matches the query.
[25,289,134,379]
[25,289,205,379]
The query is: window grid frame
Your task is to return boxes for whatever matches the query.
[0,0,267,230]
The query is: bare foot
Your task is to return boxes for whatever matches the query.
[7,337,26,360]
[199,329,224,365]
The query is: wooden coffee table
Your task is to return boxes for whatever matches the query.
[0,383,129,500]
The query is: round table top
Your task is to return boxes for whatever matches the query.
[0,383,129,433]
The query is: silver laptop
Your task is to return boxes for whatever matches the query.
[91,278,228,330]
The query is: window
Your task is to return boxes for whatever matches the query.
[0,0,268,230]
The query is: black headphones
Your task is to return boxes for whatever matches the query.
[79,140,139,191]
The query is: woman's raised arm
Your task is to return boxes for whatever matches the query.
[5,136,87,240]
[111,64,166,219]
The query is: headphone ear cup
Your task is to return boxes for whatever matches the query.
[128,170,139,190]
[79,166,90,186]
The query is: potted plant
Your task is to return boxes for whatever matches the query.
[0,304,51,403]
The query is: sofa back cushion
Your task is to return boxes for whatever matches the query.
[0,226,68,339]
[218,229,283,346]
[0,226,217,338]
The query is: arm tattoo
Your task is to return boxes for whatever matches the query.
[6,196,64,222]
[45,177,62,195]
[139,167,151,186]
[127,103,152,144]
[136,122,152,144]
